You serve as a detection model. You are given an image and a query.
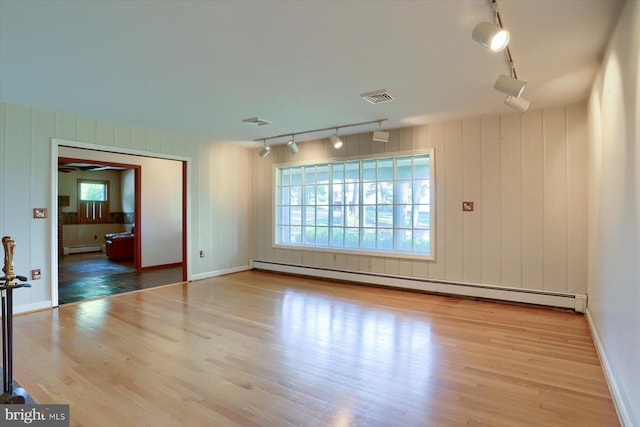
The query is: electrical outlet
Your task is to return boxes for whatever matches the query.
[31,269,41,280]
[199,250,205,258]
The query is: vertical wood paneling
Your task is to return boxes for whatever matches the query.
[251,106,588,296]
[174,135,188,157]
[385,128,400,153]
[566,104,588,293]
[0,103,6,232]
[428,123,446,279]
[398,127,413,152]
[97,121,115,146]
[4,104,32,306]
[543,107,568,292]
[462,118,482,283]
[444,121,463,281]
[522,110,545,289]
[77,116,97,144]
[114,123,132,149]
[131,127,147,151]
[146,130,162,153]
[481,116,501,285]
[500,114,523,287]
[161,133,175,155]
[55,112,77,141]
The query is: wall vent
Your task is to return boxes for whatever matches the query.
[361,90,396,104]
[242,117,272,126]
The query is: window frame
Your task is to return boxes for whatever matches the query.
[77,179,110,224]
[272,149,435,260]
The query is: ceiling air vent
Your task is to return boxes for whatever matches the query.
[361,90,396,104]
[242,117,272,126]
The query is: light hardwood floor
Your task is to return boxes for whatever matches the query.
[13,270,618,426]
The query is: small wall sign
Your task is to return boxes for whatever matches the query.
[462,202,474,212]
[33,208,47,219]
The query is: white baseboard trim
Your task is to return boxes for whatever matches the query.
[63,245,105,255]
[191,265,250,281]
[15,300,52,315]
[250,260,587,312]
[586,309,632,427]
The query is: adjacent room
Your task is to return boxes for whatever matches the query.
[0,0,638,426]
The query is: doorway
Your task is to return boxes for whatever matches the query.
[52,142,190,306]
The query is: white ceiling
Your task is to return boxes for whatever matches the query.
[0,0,625,147]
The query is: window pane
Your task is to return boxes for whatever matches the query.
[414,156,430,179]
[346,204,359,227]
[291,226,302,244]
[331,227,344,247]
[413,180,430,204]
[332,164,344,183]
[281,169,290,186]
[332,183,344,204]
[345,182,359,206]
[377,229,393,251]
[291,167,302,185]
[363,182,376,204]
[414,206,430,229]
[290,186,301,205]
[316,227,329,246]
[414,229,430,253]
[80,182,106,201]
[279,226,290,244]
[316,185,329,205]
[304,185,316,204]
[305,166,316,184]
[345,162,359,181]
[363,205,376,227]
[304,206,316,225]
[304,227,316,245]
[278,206,290,225]
[362,228,376,249]
[394,182,410,206]
[345,228,359,248]
[378,159,393,180]
[377,205,393,228]
[395,229,412,252]
[332,206,344,226]
[363,160,376,182]
[280,187,290,205]
[317,165,329,183]
[317,206,329,226]
[290,207,302,225]
[397,157,412,180]
[395,205,412,228]
[377,181,393,204]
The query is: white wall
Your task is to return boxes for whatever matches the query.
[58,146,183,268]
[0,102,252,312]
[251,104,588,295]
[587,1,639,425]
[121,168,135,232]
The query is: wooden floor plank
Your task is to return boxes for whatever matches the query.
[11,270,618,426]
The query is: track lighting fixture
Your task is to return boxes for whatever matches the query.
[330,132,343,149]
[258,141,271,158]
[472,21,509,52]
[372,120,389,143]
[287,137,299,154]
[473,0,530,113]
[255,119,386,158]
[494,74,527,97]
[504,95,530,113]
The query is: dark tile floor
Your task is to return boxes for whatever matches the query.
[58,253,184,304]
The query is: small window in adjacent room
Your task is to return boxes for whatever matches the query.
[274,150,434,259]
[78,179,110,224]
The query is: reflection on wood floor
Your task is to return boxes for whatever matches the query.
[15,270,618,426]
[58,252,183,304]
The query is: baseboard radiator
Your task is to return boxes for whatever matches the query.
[250,260,587,313]
[63,244,105,255]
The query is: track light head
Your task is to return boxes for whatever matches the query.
[504,95,530,113]
[258,142,271,158]
[494,74,527,97]
[330,133,343,149]
[372,130,389,143]
[472,22,509,52]
[287,138,299,154]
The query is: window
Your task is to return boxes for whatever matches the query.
[78,179,110,224]
[275,151,433,259]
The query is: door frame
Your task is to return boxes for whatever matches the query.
[51,138,191,307]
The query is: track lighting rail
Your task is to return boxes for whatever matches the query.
[255,118,387,144]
